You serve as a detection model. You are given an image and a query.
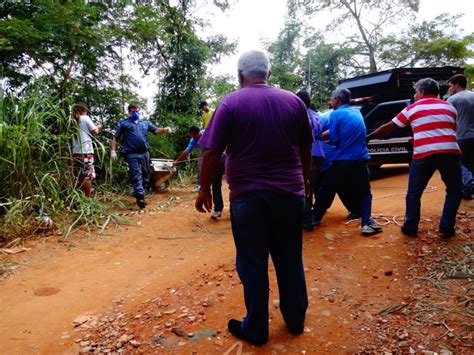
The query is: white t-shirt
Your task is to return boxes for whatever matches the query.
[72,115,97,154]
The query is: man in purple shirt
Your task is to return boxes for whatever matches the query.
[195,50,312,345]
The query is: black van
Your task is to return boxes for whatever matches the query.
[338,66,464,167]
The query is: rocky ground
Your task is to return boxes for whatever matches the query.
[1,166,473,354]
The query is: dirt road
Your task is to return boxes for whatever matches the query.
[1,166,472,354]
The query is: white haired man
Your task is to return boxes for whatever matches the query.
[195,50,312,345]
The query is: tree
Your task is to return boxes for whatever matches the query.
[267,19,303,91]
[203,74,238,105]
[0,0,144,127]
[0,2,110,101]
[1,1,235,128]
[292,0,420,73]
[267,2,350,106]
[71,74,143,136]
[300,36,351,108]
[124,1,236,118]
[378,14,474,68]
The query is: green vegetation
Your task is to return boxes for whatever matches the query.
[268,0,474,108]
[0,88,125,240]
[1,0,473,242]
[0,1,235,243]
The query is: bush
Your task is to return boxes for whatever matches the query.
[0,83,205,243]
[0,86,126,242]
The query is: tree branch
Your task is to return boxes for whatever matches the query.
[340,0,377,72]
[59,46,77,104]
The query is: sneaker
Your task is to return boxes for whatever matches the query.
[192,185,201,192]
[361,225,377,236]
[401,226,417,238]
[227,319,267,345]
[211,210,222,219]
[362,220,383,236]
[368,220,383,232]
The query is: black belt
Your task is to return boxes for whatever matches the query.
[125,149,149,155]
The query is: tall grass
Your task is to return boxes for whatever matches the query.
[0,84,203,243]
[0,88,126,242]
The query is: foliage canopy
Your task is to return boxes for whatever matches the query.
[0,1,236,241]
[267,0,474,106]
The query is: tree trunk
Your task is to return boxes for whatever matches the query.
[59,48,77,106]
[341,0,378,73]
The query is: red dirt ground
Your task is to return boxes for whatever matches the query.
[0,165,472,354]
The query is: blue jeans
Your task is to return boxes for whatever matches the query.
[458,138,474,174]
[404,154,462,233]
[461,163,473,197]
[212,155,226,212]
[459,138,474,197]
[230,190,307,342]
[126,152,150,198]
[314,160,372,225]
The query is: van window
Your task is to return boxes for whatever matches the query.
[364,102,412,139]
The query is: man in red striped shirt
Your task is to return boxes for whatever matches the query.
[367,78,462,239]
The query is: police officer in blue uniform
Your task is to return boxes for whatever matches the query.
[111,104,171,209]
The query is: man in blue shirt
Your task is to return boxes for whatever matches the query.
[316,112,360,220]
[111,104,171,209]
[313,89,382,236]
[174,126,204,192]
[174,126,226,219]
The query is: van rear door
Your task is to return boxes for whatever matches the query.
[364,100,413,166]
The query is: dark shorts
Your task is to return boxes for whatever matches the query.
[74,154,96,181]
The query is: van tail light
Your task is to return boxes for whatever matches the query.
[350,96,374,104]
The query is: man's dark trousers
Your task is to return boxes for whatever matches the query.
[313,168,360,216]
[303,156,324,227]
[230,190,308,342]
[314,160,372,225]
[126,152,150,199]
[404,153,462,234]
[212,155,226,212]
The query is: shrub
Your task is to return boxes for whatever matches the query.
[0,86,125,241]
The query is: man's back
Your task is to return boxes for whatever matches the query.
[72,115,95,154]
[393,97,459,159]
[308,108,324,157]
[329,104,369,161]
[200,84,312,199]
[448,90,474,140]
